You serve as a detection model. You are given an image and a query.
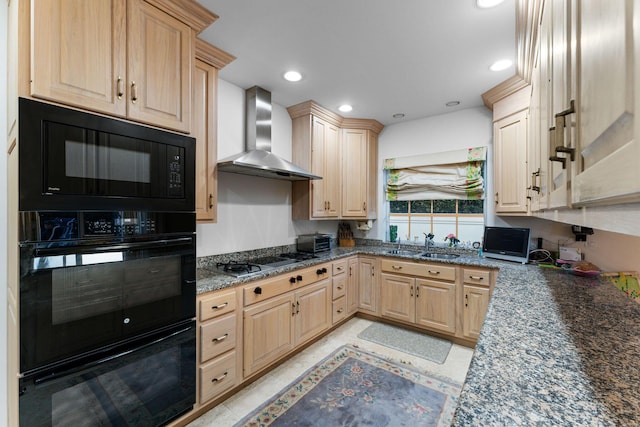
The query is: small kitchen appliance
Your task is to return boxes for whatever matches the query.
[296,234,332,253]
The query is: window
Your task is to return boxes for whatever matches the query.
[389,199,484,245]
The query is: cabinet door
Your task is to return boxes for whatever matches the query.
[415,279,456,334]
[341,129,367,217]
[380,274,415,323]
[347,257,359,314]
[357,257,378,315]
[193,59,217,222]
[311,117,340,218]
[295,280,331,345]
[243,294,295,377]
[573,0,639,205]
[494,110,529,214]
[462,285,490,340]
[127,0,192,132]
[31,0,127,117]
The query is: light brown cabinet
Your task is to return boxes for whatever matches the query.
[331,259,348,324]
[242,267,332,377]
[31,0,193,132]
[196,288,239,406]
[289,102,383,220]
[380,259,456,334]
[192,40,233,223]
[347,257,359,315]
[357,257,378,315]
[461,268,492,340]
[494,109,529,215]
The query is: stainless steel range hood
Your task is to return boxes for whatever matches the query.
[217,86,321,181]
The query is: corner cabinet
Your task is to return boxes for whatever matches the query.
[288,101,383,220]
[30,0,198,133]
[193,40,235,222]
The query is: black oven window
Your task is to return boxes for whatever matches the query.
[65,138,152,184]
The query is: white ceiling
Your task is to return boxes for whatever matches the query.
[196,0,516,125]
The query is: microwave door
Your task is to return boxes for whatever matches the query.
[44,122,98,196]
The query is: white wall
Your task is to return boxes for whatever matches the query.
[196,80,341,256]
[371,107,494,241]
[1,0,9,421]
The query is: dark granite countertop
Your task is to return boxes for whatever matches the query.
[196,246,640,425]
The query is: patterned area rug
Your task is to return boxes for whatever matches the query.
[234,345,461,427]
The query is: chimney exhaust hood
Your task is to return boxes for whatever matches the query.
[217,86,321,181]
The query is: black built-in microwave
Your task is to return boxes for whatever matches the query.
[19,98,195,212]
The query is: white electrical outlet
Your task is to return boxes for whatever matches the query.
[559,247,581,261]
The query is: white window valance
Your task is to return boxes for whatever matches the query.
[384,147,486,201]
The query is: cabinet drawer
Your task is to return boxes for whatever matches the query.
[380,259,456,281]
[243,263,331,306]
[332,296,347,324]
[463,268,491,286]
[199,289,237,322]
[200,312,236,363]
[332,274,346,300]
[199,351,236,404]
[332,259,347,276]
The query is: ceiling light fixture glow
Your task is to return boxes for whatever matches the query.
[338,104,353,113]
[283,71,302,82]
[489,59,513,71]
[477,0,505,8]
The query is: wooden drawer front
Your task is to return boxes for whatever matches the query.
[332,259,347,276]
[200,313,236,363]
[243,263,331,306]
[463,268,491,286]
[199,289,237,322]
[199,351,236,404]
[332,296,347,324]
[380,259,456,281]
[332,274,347,300]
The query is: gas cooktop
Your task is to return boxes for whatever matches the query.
[216,252,318,278]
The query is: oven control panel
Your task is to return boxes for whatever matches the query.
[85,213,156,236]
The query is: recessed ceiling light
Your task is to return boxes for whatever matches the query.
[338,104,353,113]
[392,113,405,119]
[446,101,460,107]
[283,71,302,82]
[477,0,505,8]
[489,59,513,71]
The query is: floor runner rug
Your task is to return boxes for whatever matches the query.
[234,345,461,427]
[357,323,453,364]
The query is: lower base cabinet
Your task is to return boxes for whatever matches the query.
[462,284,490,339]
[243,280,331,377]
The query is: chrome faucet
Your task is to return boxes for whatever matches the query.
[424,233,435,251]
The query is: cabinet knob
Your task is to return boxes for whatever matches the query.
[289,277,296,284]
[316,267,327,275]
[254,286,262,295]
[297,275,303,281]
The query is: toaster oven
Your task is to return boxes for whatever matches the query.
[297,234,331,253]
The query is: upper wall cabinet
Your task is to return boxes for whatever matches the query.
[193,40,235,223]
[29,0,214,133]
[571,0,639,206]
[492,86,531,216]
[288,102,383,220]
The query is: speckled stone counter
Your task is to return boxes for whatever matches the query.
[452,264,640,426]
[196,246,640,425]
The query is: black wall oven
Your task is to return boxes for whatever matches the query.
[18,99,198,426]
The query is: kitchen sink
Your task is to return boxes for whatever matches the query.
[421,252,460,259]
[386,249,419,256]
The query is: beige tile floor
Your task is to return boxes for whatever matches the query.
[187,317,475,427]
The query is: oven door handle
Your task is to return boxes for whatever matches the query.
[33,237,194,257]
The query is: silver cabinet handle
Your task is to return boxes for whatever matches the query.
[212,302,228,310]
[469,275,484,281]
[428,270,440,275]
[130,81,137,103]
[212,333,228,342]
[211,372,228,383]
